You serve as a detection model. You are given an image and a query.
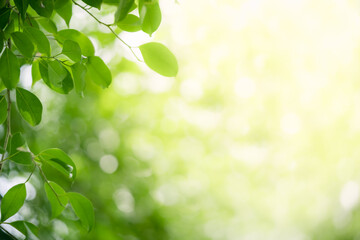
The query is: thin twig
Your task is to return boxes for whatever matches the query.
[0,90,12,174]
[71,0,142,62]
[25,165,36,183]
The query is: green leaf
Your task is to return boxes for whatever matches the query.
[37,17,57,33]
[116,14,141,32]
[9,221,38,238]
[38,148,76,189]
[24,26,51,56]
[29,0,54,18]
[8,132,25,154]
[82,0,102,10]
[0,0,5,8]
[31,59,41,86]
[56,29,94,56]
[62,40,81,62]
[0,48,20,89]
[71,62,87,96]
[68,192,94,232]
[16,87,43,126]
[139,42,178,77]
[85,56,112,88]
[39,59,74,94]
[11,31,35,58]
[55,0,72,26]
[14,0,28,20]
[9,151,33,165]
[44,181,68,218]
[114,0,134,23]
[0,95,7,124]
[139,1,161,36]
[0,183,26,221]
[0,7,11,30]
[0,31,4,52]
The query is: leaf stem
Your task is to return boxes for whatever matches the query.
[71,0,142,62]
[0,89,12,174]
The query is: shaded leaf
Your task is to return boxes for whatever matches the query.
[0,95,7,124]
[0,183,26,221]
[68,192,94,232]
[0,7,11,30]
[0,48,20,89]
[29,0,54,18]
[11,31,35,58]
[16,87,43,126]
[37,17,57,33]
[44,181,68,218]
[24,26,51,56]
[9,221,38,238]
[139,42,178,77]
[62,40,81,62]
[85,56,112,88]
[55,0,72,26]
[14,0,28,20]
[82,0,102,10]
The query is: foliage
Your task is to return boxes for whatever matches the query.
[0,0,178,239]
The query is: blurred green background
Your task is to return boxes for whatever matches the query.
[3,0,360,239]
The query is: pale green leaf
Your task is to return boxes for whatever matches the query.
[114,0,134,23]
[56,29,94,56]
[85,56,112,88]
[139,1,161,36]
[117,14,141,32]
[71,62,87,96]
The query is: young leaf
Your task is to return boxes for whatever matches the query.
[14,0,28,20]
[56,29,94,56]
[11,31,35,58]
[71,62,87,95]
[68,192,95,232]
[37,17,57,33]
[82,0,102,10]
[114,0,134,23]
[85,56,112,88]
[44,181,68,218]
[139,42,178,77]
[24,26,51,56]
[29,0,54,18]
[0,48,20,89]
[62,40,81,62]
[9,221,39,238]
[139,1,161,36]
[55,0,72,26]
[0,183,26,222]
[116,14,141,32]
[16,87,43,126]
[31,59,41,85]
[38,148,77,189]
[0,95,7,124]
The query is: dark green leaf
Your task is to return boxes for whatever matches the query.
[11,31,35,58]
[14,0,28,20]
[62,40,81,62]
[31,59,41,86]
[0,183,26,221]
[0,95,7,124]
[29,0,54,18]
[139,42,178,77]
[0,0,5,8]
[114,0,134,23]
[71,62,87,96]
[82,0,102,10]
[37,17,57,33]
[116,14,141,32]
[24,26,51,56]
[0,7,11,30]
[0,48,20,89]
[16,87,43,126]
[9,221,38,238]
[85,56,112,88]
[0,30,4,52]
[39,148,76,189]
[56,29,94,56]
[55,0,72,26]
[139,1,161,36]
[68,192,94,232]
[44,181,68,218]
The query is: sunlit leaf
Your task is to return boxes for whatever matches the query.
[55,0,72,26]
[114,0,134,23]
[71,62,87,95]
[68,192,95,232]
[56,29,94,56]
[0,183,26,221]
[16,87,43,126]
[116,14,141,32]
[31,59,41,86]
[0,48,20,89]
[62,40,81,62]
[11,31,34,58]
[85,56,112,88]
[139,42,178,77]
[44,181,68,218]
[24,26,51,56]
[37,17,57,33]
[139,1,161,36]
